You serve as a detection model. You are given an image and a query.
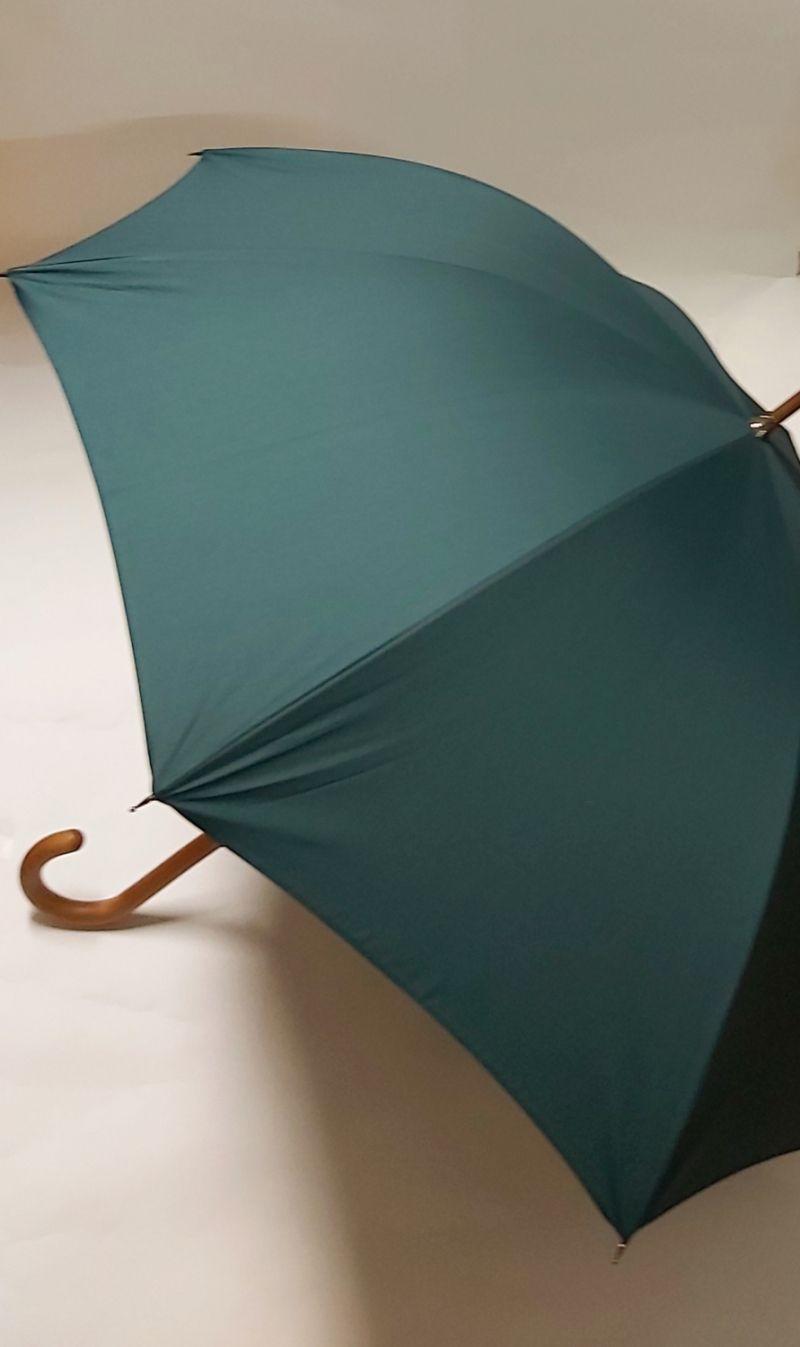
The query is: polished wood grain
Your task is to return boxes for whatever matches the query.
[19,828,220,930]
[750,389,800,438]
[766,389,800,426]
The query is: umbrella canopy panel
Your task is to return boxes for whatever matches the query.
[10,149,800,1238]
[10,148,762,789]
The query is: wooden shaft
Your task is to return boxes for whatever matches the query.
[751,389,800,438]
[19,828,220,930]
[766,389,800,426]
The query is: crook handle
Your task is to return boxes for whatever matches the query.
[20,828,220,930]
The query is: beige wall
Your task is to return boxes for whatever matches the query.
[1,0,800,278]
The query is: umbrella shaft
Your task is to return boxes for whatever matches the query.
[751,389,800,437]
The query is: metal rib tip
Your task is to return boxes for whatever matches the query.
[612,1240,628,1265]
[129,794,155,813]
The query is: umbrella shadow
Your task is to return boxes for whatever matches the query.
[209,869,612,1347]
[29,908,178,932]
[215,877,800,1347]
[23,862,800,1345]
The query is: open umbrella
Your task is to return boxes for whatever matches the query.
[8,148,800,1248]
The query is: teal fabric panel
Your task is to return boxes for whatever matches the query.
[167,438,800,1236]
[11,149,800,1234]
[10,149,754,793]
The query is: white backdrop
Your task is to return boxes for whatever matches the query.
[2,262,800,1346]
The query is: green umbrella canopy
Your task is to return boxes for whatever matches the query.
[9,148,800,1242]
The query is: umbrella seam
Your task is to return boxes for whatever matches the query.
[157,430,757,799]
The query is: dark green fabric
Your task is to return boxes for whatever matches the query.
[10,149,800,1236]
[10,149,756,789]
[642,447,800,1227]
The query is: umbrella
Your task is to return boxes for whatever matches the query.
[8,148,800,1249]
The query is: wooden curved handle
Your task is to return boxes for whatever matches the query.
[19,828,220,930]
